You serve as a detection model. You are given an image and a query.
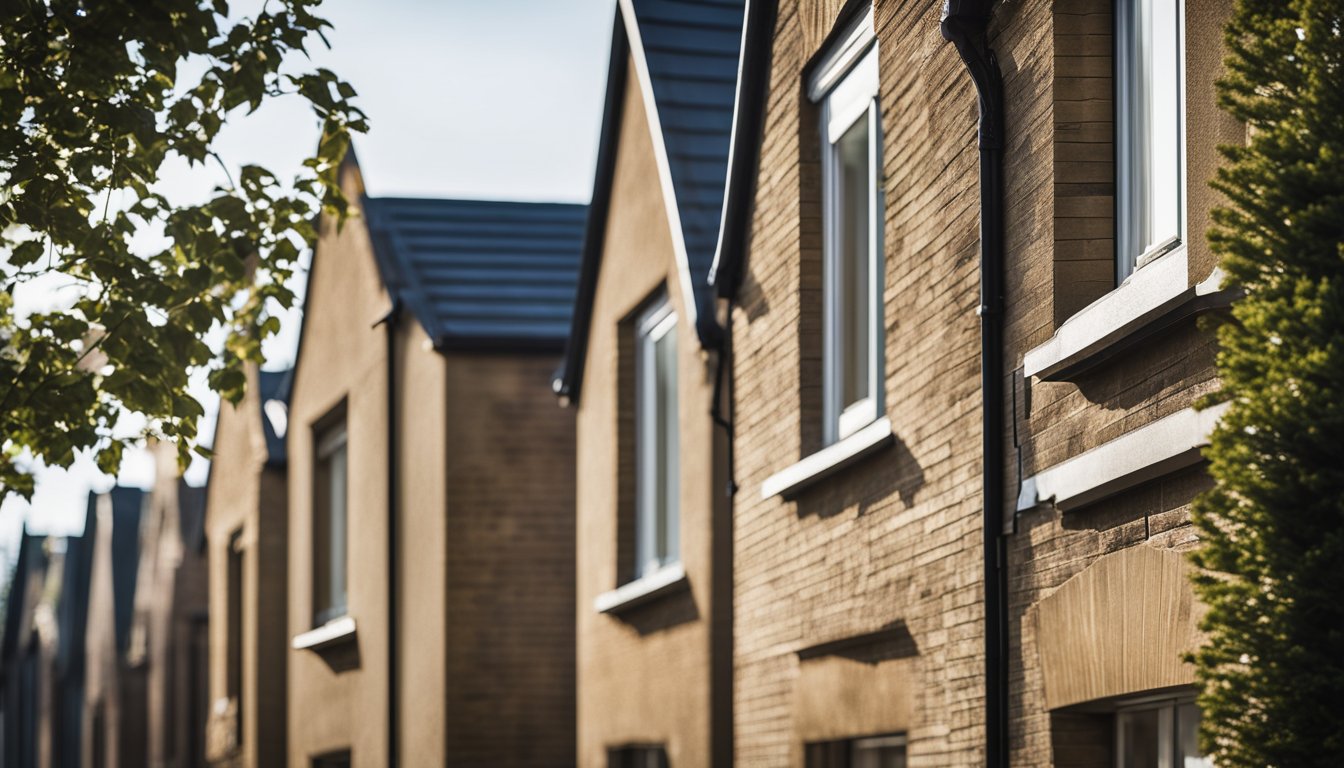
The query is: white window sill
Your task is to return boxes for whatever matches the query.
[594,563,688,615]
[1023,248,1232,381]
[761,416,894,500]
[1017,402,1230,512]
[292,616,357,652]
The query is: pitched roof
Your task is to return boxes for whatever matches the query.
[554,0,747,402]
[1,531,46,667]
[628,0,744,322]
[56,521,93,679]
[258,368,291,468]
[364,197,587,352]
[107,486,143,655]
[177,481,207,554]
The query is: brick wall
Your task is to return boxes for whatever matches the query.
[731,1,988,764]
[443,352,576,765]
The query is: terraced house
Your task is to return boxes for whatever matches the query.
[204,364,291,768]
[554,0,744,765]
[285,154,583,767]
[706,0,1236,765]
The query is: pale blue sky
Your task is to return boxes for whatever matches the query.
[1,0,616,568]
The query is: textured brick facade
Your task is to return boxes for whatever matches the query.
[286,160,576,766]
[731,2,988,763]
[572,57,733,768]
[727,0,1236,765]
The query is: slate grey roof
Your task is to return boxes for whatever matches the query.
[363,197,587,351]
[258,369,291,468]
[553,1,746,403]
[107,486,143,655]
[56,524,93,678]
[630,0,745,334]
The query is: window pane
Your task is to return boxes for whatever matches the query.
[655,325,679,567]
[636,308,677,579]
[1121,0,1182,275]
[328,441,347,617]
[313,425,347,624]
[1118,708,1170,768]
[837,111,871,410]
[1177,703,1212,768]
[852,744,905,768]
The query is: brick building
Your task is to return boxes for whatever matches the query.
[707,0,1236,765]
[128,446,209,768]
[284,155,582,766]
[554,1,744,765]
[203,365,290,768]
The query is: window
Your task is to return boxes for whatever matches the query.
[608,745,668,768]
[312,750,351,768]
[1115,696,1210,768]
[1116,0,1184,279]
[635,297,679,580]
[312,416,348,626]
[811,9,882,445]
[226,530,244,746]
[806,733,906,768]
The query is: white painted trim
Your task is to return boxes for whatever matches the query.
[594,563,688,614]
[1024,249,1225,379]
[617,0,701,333]
[762,416,894,500]
[291,615,356,651]
[1017,402,1230,512]
[806,6,876,101]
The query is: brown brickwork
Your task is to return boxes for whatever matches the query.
[287,159,576,766]
[442,353,576,764]
[572,53,732,768]
[727,0,1237,766]
[731,1,987,764]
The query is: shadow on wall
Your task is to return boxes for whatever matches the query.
[793,437,926,520]
[613,587,700,637]
[797,620,919,665]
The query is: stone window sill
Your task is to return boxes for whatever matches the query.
[292,616,357,652]
[594,563,688,614]
[1024,248,1234,381]
[1017,402,1230,513]
[760,416,894,500]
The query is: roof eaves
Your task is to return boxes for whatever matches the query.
[554,11,630,406]
[617,0,724,349]
[710,0,779,299]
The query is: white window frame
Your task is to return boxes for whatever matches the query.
[634,297,679,581]
[313,419,348,627]
[1113,694,1210,768]
[1116,0,1186,280]
[811,9,883,446]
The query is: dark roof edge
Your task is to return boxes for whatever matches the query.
[709,0,780,300]
[434,334,566,356]
[553,11,630,406]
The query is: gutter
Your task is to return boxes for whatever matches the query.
[940,2,1008,766]
[375,300,402,768]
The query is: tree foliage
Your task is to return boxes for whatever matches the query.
[0,0,365,497]
[1190,0,1344,764]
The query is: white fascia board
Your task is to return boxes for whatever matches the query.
[291,615,357,651]
[1024,248,1225,379]
[617,0,701,333]
[1017,402,1230,512]
[594,563,689,614]
[761,416,894,499]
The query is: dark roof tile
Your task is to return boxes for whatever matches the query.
[364,198,586,351]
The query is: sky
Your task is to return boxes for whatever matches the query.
[0,0,617,568]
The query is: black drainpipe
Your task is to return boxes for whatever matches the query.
[377,299,402,768]
[941,2,1007,767]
